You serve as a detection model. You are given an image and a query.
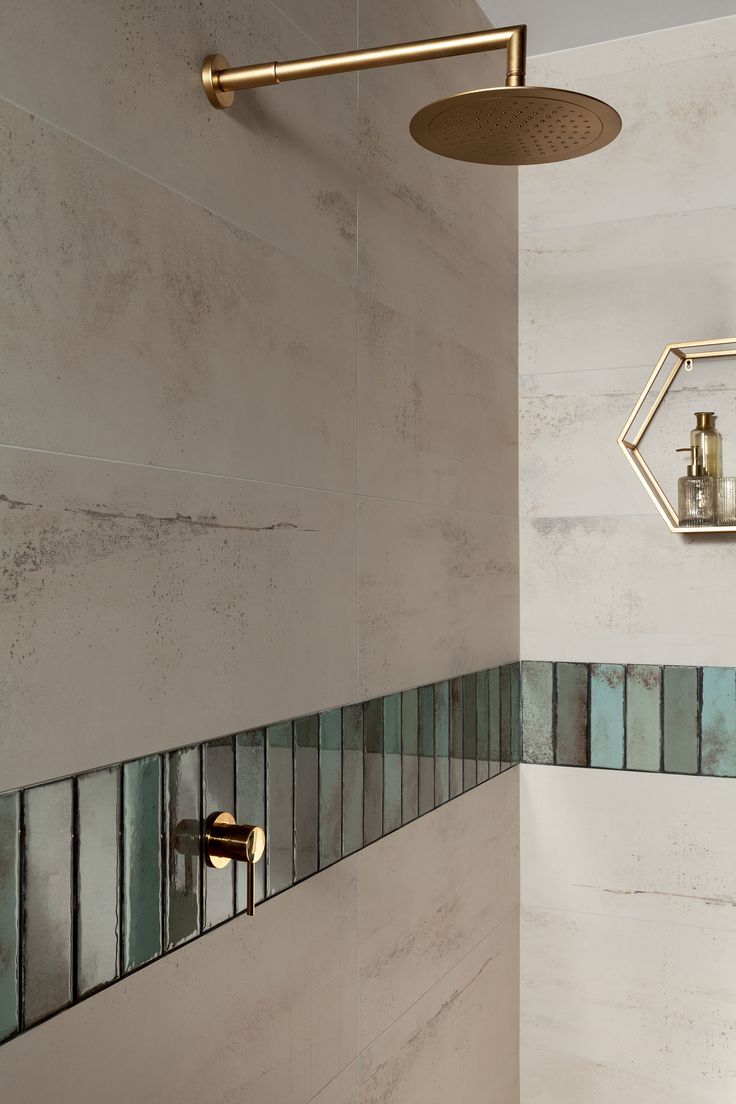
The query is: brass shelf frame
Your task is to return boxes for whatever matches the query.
[618,337,736,534]
[202,25,527,108]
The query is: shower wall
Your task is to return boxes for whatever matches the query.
[519,16,736,1102]
[0,0,519,1100]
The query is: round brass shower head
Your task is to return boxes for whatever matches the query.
[410,86,621,165]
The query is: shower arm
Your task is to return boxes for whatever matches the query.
[202,24,527,108]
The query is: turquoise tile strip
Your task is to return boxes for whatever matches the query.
[701,667,736,777]
[589,664,625,769]
[0,663,518,1048]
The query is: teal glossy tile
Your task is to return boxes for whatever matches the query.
[364,699,383,845]
[204,737,235,927]
[476,671,490,783]
[701,667,736,777]
[401,689,419,825]
[0,791,20,1042]
[521,661,554,765]
[626,666,662,773]
[295,715,318,880]
[236,730,266,908]
[434,680,450,805]
[555,662,588,767]
[510,663,521,764]
[122,757,162,973]
[165,747,201,949]
[489,667,501,775]
[449,677,463,797]
[590,664,625,769]
[462,673,477,790]
[500,666,512,770]
[663,666,698,775]
[342,704,363,857]
[77,767,120,995]
[318,711,342,869]
[23,780,73,1026]
[383,694,402,834]
[418,685,435,815]
[266,721,294,895]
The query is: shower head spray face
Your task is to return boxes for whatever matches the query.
[409,86,622,165]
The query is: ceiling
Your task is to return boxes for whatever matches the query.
[479,0,736,53]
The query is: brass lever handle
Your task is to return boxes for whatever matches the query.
[204,812,266,916]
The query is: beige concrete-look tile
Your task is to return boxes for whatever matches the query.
[359,297,518,513]
[0,857,359,1104]
[520,206,736,379]
[0,102,356,493]
[274,0,357,53]
[521,905,736,1102]
[520,514,736,666]
[307,1062,358,1104]
[521,1047,701,1104]
[359,911,520,1104]
[0,0,357,283]
[522,765,736,932]
[520,41,736,233]
[358,769,519,1048]
[0,447,357,792]
[358,497,519,698]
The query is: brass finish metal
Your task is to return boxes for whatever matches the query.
[409,86,621,165]
[206,26,528,103]
[204,812,266,916]
[618,338,736,533]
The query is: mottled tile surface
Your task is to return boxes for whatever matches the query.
[77,767,121,993]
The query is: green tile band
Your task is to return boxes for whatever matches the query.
[663,667,698,775]
[521,661,554,765]
[590,664,625,769]
[555,662,588,767]
[625,665,662,773]
[0,792,20,1042]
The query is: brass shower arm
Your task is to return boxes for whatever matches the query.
[202,25,527,108]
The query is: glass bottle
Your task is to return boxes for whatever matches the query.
[677,445,715,527]
[716,476,736,526]
[691,411,722,478]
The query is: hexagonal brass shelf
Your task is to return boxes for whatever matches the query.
[618,337,736,533]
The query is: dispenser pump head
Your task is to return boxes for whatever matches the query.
[676,444,704,477]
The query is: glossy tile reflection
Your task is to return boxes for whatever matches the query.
[489,667,501,776]
[449,678,463,798]
[476,671,490,784]
[23,780,73,1027]
[318,711,342,869]
[0,792,20,1042]
[295,715,318,880]
[203,737,235,928]
[383,694,402,834]
[364,698,383,845]
[434,680,450,806]
[122,756,162,973]
[266,722,294,895]
[236,730,266,909]
[418,684,435,815]
[77,767,120,996]
[342,704,363,857]
[401,689,419,825]
[165,746,201,948]
[462,672,477,791]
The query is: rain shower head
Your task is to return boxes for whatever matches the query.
[201,25,622,167]
[410,86,622,166]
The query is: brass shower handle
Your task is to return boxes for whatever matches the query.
[204,812,266,916]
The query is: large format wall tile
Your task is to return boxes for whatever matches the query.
[358,497,519,697]
[358,768,519,1048]
[0,101,356,493]
[0,447,357,791]
[0,0,357,283]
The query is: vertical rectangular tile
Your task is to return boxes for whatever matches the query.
[401,689,419,825]
[626,665,662,773]
[342,704,363,857]
[590,664,625,769]
[122,756,162,973]
[489,667,501,776]
[165,747,201,949]
[434,680,450,805]
[77,767,120,996]
[663,666,698,775]
[449,677,463,797]
[203,737,235,928]
[555,662,589,767]
[236,730,266,910]
[318,711,342,869]
[500,665,512,770]
[364,699,383,845]
[0,791,20,1042]
[701,667,736,777]
[462,673,477,790]
[294,715,319,880]
[23,780,73,1026]
[476,670,490,783]
[521,661,554,765]
[418,684,435,815]
[511,662,521,764]
[266,721,294,895]
[383,694,402,834]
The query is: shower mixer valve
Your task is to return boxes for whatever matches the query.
[204,812,266,917]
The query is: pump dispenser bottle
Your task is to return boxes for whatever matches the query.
[677,444,715,526]
[691,411,722,478]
